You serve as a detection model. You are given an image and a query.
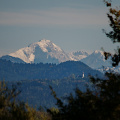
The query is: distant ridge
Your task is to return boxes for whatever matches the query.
[1,55,25,63]
[0,59,103,81]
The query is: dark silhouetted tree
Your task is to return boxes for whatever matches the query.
[103,0,120,66]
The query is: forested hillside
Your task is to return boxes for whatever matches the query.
[0,59,102,81]
[16,77,90,109]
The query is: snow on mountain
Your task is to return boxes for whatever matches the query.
[1,39,90,64]
[68,51,89,61]
[68,50,120,73]
[97,64,120,73]
[1,39,120,73]
[8,39,70,64]
[81,50,112,69]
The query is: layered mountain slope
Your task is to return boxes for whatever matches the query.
[8,39,70,64]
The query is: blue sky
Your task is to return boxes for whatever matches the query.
[0,0,119,56]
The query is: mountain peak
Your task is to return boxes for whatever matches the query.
[81,50,111,69]
[93,50,104,55]
[8,39,70,64]
[39,39,51,43]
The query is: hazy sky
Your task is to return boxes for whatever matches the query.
[0,0,119,56]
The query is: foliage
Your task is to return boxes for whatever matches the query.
[103,0,120,66]
[0,80,52,120]
[35,111,52,120]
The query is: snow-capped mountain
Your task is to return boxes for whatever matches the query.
[5,39,71,64]
[81,50,112,69]
[68,51,89,61]
[1,39,120,73]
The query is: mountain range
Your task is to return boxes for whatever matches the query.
[0,39,114,108]
[0,39,118,72]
